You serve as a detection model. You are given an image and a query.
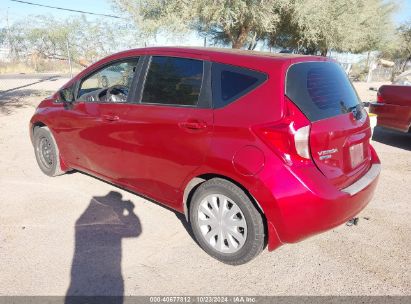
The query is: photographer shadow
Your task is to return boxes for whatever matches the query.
[65,191,142,304]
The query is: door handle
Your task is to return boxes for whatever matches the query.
[102,114,119,122]
[179,120,208,130]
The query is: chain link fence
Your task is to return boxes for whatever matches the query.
[368,66,394,82]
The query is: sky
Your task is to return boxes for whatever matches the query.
[393,0,411,23]
[0,0,114,22]
[1,0,410,23]
[0,0,410,47]
[0,0,204,46]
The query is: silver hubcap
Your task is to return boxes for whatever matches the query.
[197,194,247,254]
[37,137,53,169]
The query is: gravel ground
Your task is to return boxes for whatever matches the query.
[0,79,410,296]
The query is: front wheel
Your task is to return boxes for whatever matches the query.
[33,126,65,177]
[189,178,265,265]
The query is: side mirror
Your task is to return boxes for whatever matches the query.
[59,87,75,109]
[369,87,378,92]
[59,88,75,103]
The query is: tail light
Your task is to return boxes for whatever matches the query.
[253,99,312,166]
[294,125,310,159]
[377,91,384,103]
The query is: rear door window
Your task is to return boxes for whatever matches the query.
[212,63,267,108]
[141,56,204,106]
[286,61,361,121]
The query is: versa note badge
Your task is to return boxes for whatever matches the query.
[318,148,338,160]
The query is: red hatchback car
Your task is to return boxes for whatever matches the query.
[30,47,381,265]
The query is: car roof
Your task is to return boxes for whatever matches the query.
[74,46,328,83]
[112,46,321,62]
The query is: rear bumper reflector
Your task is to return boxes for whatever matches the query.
[341,164,381,196]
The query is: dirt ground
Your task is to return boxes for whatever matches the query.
[0,78,410,296]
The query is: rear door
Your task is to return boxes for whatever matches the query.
[118,55,213,208]
[286,61,371,189]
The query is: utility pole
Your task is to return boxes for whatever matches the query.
[66,38,73,78]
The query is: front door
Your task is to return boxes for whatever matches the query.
[59,58,141,177]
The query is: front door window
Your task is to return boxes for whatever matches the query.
[78,59,139,103]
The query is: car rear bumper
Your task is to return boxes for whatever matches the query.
[341,164,381,195]
[254,146,381,251]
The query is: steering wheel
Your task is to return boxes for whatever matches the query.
[106,85,129,102]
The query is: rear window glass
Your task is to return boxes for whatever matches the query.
[142,56,203,106]
[212,63,267,108]
[286,62,360,121]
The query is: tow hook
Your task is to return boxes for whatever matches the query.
[346,217,359,226]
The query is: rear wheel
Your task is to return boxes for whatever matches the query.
[189,178,265,265]
[33,126,65,177]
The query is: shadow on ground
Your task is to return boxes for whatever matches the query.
[65,191,142,304]
[74,170,199,247]
[0,89,53,115]
[372,127,411,151]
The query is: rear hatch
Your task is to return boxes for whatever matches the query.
[286,61,372,189]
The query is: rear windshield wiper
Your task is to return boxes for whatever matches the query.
[340,102,363,120]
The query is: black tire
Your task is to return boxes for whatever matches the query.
[33,126,65,177]
[189,178,265,265]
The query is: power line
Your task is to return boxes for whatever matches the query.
[9,0,121,19]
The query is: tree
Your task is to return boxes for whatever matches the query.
[380,20,411,74]
[0,21,29,60]
[268,0,395,55]
[112,0,291,49]
[397,22,411,69]
[113,0,396,54]
[0,15,138,66]
[0,28,5,45]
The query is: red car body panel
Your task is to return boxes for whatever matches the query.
[369,85,411,132]
[310,112,372,189]
[30,47,380,252]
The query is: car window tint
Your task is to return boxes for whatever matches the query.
[221,71,259,101]
[142,56,204,106]
[212,63,267,108]
[286,62,360,121]
[78,59,139,99]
